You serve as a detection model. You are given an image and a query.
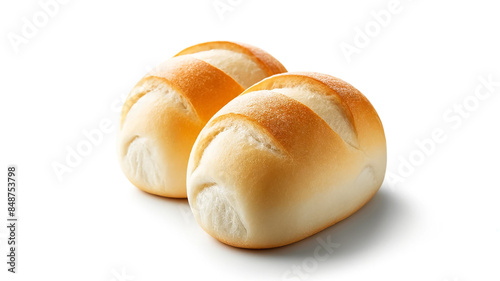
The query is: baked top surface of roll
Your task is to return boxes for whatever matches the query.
[175,41,287,77]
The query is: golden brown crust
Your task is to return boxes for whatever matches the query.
[242,72,386,152]
[175,41,287,76]
[123,56,244,124]
[210,91,352,160]
[293,72,386,153]
[149,56,245,123]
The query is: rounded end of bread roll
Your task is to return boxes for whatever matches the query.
[187,72,386,248]
[118,42,287,198]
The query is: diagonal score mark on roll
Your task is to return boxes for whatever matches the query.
[118,41,287,198]
[187,72,387,248]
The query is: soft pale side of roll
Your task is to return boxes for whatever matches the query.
[187,72,387,248]
[118,41,287,198]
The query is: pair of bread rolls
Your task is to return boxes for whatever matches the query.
[118,41,387,249]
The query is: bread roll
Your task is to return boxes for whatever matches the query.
[118,41,287,198]
[187,72,386,248]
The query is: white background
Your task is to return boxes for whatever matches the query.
[1,0,499,280]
